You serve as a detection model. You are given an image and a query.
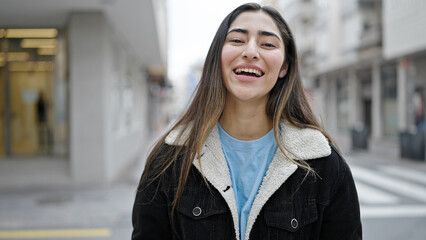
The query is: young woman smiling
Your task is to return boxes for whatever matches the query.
[132,3,362,240]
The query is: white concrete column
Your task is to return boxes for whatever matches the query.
[325,76,338,136]
[372,62,383,139]
[69,12,107,185]
[397,59,408,132]
[348,69,361,128]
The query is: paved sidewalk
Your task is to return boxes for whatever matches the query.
[334,133,426,171]
[0,155,145,239]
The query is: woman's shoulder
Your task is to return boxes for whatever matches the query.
[326,145,350,170]
[140,142,185,183]
[165,124,192,146]
[309,144,353,183]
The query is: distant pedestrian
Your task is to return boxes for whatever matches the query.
[413,89,424,132]
[36,91,48,147]
[132,3,362,240]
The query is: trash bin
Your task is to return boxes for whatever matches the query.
[400,131,425,161]
[351,124,369,150]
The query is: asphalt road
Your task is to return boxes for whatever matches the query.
[347,154,426,240]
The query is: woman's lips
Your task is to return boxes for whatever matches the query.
[233,67,265,82]
[234,68,263,77]
[233,71,262,82]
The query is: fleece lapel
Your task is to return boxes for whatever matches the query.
[244,122,331,240]
[279,122,331,160]
[192,126,240,240]
[245,148,297,240]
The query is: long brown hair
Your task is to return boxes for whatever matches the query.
[139,2,333,219]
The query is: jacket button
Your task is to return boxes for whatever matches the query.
[192,206,202,217]
[291,218,298,229]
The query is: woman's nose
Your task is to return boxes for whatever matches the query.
[242,41,259,60]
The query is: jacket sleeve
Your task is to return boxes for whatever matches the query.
[319,152,363,240]
[131,176,173,240]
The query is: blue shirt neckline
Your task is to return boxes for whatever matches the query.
[217,124,275,150]
[218,123,278,240]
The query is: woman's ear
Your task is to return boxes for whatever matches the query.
[279,63,288,78]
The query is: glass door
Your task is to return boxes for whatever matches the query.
[0,29,58,157]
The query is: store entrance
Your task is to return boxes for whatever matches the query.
[0,29,57,157]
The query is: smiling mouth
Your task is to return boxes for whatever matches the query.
[234,68,264,77]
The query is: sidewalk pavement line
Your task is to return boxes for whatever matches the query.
[361,205,426,218]
[351,165,426,202]
[379,165,426,185]
[355,180,400,204]
[0,228,111,238]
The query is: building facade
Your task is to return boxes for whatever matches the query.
[0,0,168,188]
[274,0,425,160]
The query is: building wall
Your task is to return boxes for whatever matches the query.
[383,0,426,59]
[69,12,108,184]
[0,1,167,188]
[102,19,150,183]
[383,0,426,135]
[69,12,149,185]
[275,0,425,159]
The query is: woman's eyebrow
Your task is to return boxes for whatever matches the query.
[227,28,248,35]
[258,30,282,42]
[227,28,282,42]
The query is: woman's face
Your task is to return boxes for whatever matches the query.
[221,11,287,104]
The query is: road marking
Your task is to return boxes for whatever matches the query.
[351,165,426,202]
[355,180,400,204]
[0,228,111,239]
[379,165,426,185]
[361,205,426,218]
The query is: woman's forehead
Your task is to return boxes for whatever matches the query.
[229,11,280,34]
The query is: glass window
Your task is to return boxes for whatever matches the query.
[382,65,398,138]
[0,28,68,157]
[337,76,350,131]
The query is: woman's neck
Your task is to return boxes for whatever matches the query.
[219,98,273,141]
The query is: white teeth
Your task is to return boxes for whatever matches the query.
[235,68,262,77]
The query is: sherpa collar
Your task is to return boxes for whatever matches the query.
[165,121,331,240]
[165,121,331,160]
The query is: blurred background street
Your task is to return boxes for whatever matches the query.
[0,0,425,239]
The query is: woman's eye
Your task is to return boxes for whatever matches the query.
[262,43,276,48]
[229,39,243,43]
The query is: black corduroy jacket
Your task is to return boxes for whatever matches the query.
[132,122,362,240]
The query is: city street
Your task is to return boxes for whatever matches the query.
[1,0,425,239]
[352,163,426,220]
[347,152,426,240]
[0,148,425,239]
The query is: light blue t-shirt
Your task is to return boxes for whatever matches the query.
[218,124,277,240]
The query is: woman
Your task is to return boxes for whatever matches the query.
[132,3,362,240]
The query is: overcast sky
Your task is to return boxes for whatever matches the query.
[167,0,260,83]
